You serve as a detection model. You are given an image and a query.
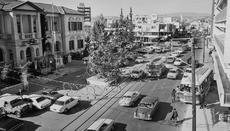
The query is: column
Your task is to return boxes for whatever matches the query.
[20,15,24,39]
[1,14,5,34]
[30,15,34,38]
[37,13,41,38]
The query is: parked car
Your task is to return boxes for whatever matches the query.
[155,47,162,53]
[130,70,145,79]
[135,56,145,63]
[174,58,183,66]
[39,89,64,102]
[119,91,141,107]
[136,47,153,54]
[134,96,159,120]
[23,94,52,110]
[0,93,33,118]
[50,96,79,113]
[0,114,24,131]
[166,56,175,64]
[170,51,180,58]
[86,118,114,131]
[167,68,179,79]
[183,67,192,77]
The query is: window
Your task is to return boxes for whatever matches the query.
[68,21,82,31]
[77,22,82,30]
[77,39,84,49]
[69,40,75,50]
[36,48,39,56]
[8,50,13,60]
[20,50,24,60]
[16,15,21,33]
[33,16,37,33]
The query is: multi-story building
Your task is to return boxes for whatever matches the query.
[77,3,91,22]
[212,0,230,107]
[0,0,85,71]
[133,14,176,43]
[0,1,43,67]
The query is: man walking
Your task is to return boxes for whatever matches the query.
[171,108,179,121]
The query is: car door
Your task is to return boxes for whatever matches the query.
[68,98,75,109]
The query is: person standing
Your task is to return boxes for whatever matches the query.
[171,89,176,103]
[171,108,179,121]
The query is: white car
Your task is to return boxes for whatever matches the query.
[50,96,79,113]
[170,52,180,57]
[86,118,114,131]
[119,91,141,106]
[23,94,52,110]
[167,68,179,79]
[184,67,192,76]
[174,58,183,66]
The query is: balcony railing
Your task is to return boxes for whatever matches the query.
[18,33,39,40]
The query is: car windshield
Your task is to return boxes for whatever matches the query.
[10,98,22,108]
[186,69,192,73]
[36,97,46,103]
[124,95,131,98]
[167,58,174,61]
[54,100,65,106]
[139,103,153,108]
[169,70,176,73]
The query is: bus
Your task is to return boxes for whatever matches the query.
[175,65,213,104]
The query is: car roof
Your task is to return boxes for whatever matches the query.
[57,96,71,101]
[24,94,43,100]
[124,91,135,96]
[87,119,113,130]
[140,96,158,104]
[0,93,20,102]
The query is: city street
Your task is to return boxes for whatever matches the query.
[14,48,193,131]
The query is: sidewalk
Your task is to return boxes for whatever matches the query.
[180,40,230,131]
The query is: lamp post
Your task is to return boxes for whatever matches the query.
[191,37,196,131]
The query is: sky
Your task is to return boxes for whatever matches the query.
[27,0,212,17]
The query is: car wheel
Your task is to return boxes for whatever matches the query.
[15,111,21,118]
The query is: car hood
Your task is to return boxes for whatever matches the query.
[119,98,131,104]
[136,107,151,114]
[51,94,63,99]
[50,104,63,111]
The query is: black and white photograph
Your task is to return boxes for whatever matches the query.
[0,0,227,131]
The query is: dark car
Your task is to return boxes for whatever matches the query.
[134,96,159,120]
[39,89,63,102]
[0,114,23,131]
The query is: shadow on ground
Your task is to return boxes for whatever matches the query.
[19,119,40,131]
[65,100,92,115]
[152,102,173,122]
[113,122,127,131]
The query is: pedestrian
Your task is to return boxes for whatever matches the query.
[209,50,212,57]
[171,108,179,121]
[200,93,206,109]
[171,89,176,103]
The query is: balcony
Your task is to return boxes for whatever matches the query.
[18,33,39,40]
[215,7,227,23]
[214,34,225,54]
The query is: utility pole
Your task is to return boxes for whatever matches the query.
[192,37,196,131]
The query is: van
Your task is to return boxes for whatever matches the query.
[86,118,114,131]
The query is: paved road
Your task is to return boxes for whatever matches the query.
[17,50,194,131]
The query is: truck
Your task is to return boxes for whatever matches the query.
[0,94,33,118]
[146,62,168,79]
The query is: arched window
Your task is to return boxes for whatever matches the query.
[20,50,24,60]
[0,48,4,62]
[36,48,39,56]
[55,41,61,51]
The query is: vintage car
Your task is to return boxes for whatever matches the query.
[167,68,179,79]
[174,58,183,66]
[0,114,24,131]
[170,51,180,58]
[0,93,33,118]
[119,91,141,107]
[50,96,79,113]
[39,89,64,101]
[134,96,159,120]
[23,94,52,110]
[166,56,175,64]
[130,70,145,79]
[146,63,168,79]
[184,67,192,76]
[86,118,114,131]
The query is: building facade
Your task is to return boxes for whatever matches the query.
[212,0,230,107]
[77,3,91,22]
[0,1,43,67]
[0,1,85,69]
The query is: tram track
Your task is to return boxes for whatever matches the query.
[60,53,166,131]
